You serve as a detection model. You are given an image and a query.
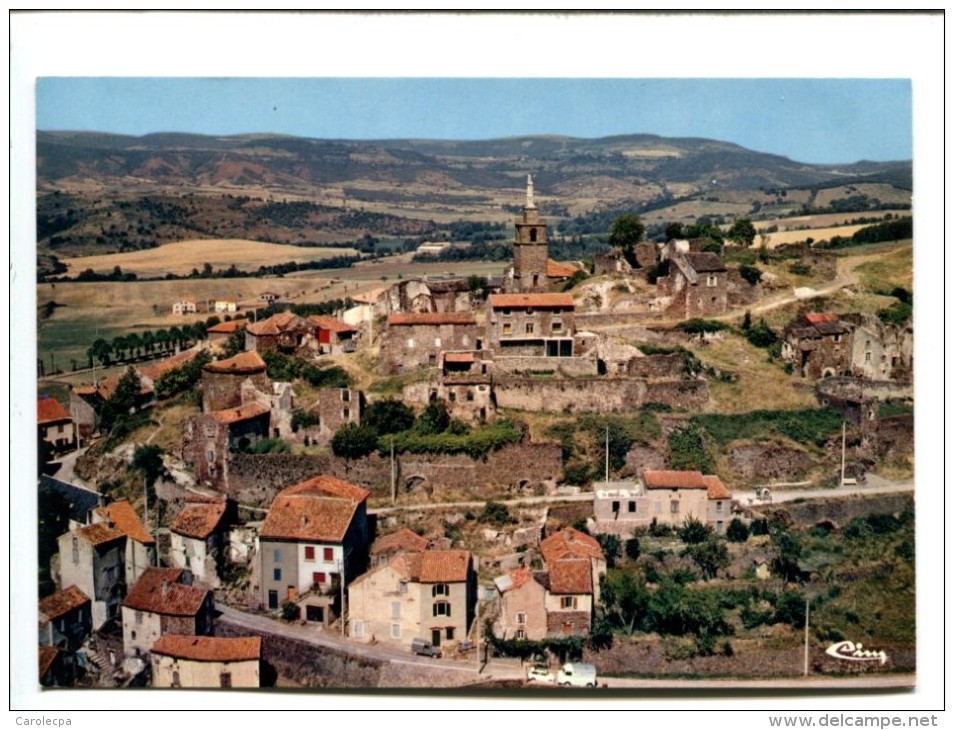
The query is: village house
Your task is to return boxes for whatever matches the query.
[122,567,214,659]
[38,396,76,454]
[68,386,102,445]
[39,476,103,530]
[245,311,317,354]
[435,352,495,422]
[206,320,247,348]
[348,549,476,651]
[90,499,157,585]
[486,292,576,358]
[539,558,594,636]
[781,312,854,379]
[382,312,478,374]
[200,350,270,413]
[172,300,197,315]
[57,522,127,629]
[214,299,238,314]
[538,527,606,604]
[300,387,363,446]
[39,646,69,687]
[258,291,281,304]
[39,585,92,651]
[656,249,729,319]
[150,635,261,689]
[258,476,370,625]
[184,402,271,488]
[492,564,547,641]
[308,315,357,354]
[369,528,430,568]
[704,474,732,535]
[169,497,230,587]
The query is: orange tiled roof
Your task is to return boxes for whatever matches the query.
[124,568,210,617]
[74,522,126,547]
[171,500,227,540]
[247,311,300,336]
[203,350,266,374]
[370,528,429,556]
[38,396,71,424]
[488,293,575,309]
[702,475,731,500]
[39,585,91,621]
[804,312,840,325]
[280,475,371,503]
[95,500,155,545]
[547,558,593,595]
[506,564,534,592]
[208,320,247,334]
[547,259,581,278]
[539,527,604,565]
[39,646,59,679]
[137,350,199,382]
[261,477,368,543]
[388,312,476,326]
[308,316,356,334]
[210,402,270,425]
[151,635,261,663]
[417,549,471,583]
[444,352,475,364]
[643,470,707,490]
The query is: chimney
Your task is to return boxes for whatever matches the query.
[300,514,307,528]
[161,580,170,596]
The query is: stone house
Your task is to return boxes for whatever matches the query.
[348,549,476,651]
[258,292,281,305]
[39,585,92,651]
[486,292,576,358]
[38,396,76,454]
[184,402,271,489]
[656,251,729,319]
[68,387,102,445]
[200,350,270,413]
[593,250,635,276]
[305,387,363,445]
[91,499,157,586]
[214,299,238,313]
[169,497,230,587]
[258,476,370,625]
[539,528,606,605]
[435,352,494,423]
[382,312,479,374]
[492,565,548,641]
[207,320,247,348]
[244,311,316,354]
[172,300,197,315]
[782,312,854,379]
[57,523,127,629]
[308,315,357,354]
[150,635,261,688]
[369,528,430,568]
[122,567,214,659]
[704,475,732,535]
[540,558,594,636]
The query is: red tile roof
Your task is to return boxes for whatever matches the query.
[138,350,199,383]
[247,311,301,336]
[203,351,266,374]
[94,500,155,545]
[74,522,126,547]
[370,528,429,556]
[539,527,604,565]
[308,316,356,334]
[151,635,261,663]
[39,585,91,621]
[547,559,593,595]
[208,320,247,334]
[488,293,575,309]
[643,470,707,490]
[547,259,581,278]
[387,312,476,326]
[210,402,271,425]
[702,475,731,500]
[417,549,472,583]
[39,646,59,680]
[38,396,71,424]
[261,477,369,543]
[506,565,534,592]
[804,312,840,325]
[444,352,475,364]
[124,568,210,617]
[171,500,227,540]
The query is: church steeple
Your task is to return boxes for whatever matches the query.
[526,174,536,209]
[507,173,549,293]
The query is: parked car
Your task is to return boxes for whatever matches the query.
[410,638,442,658]
[526,664,554,684]
[556,662,597,687]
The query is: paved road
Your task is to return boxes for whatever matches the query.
[733,477,913,509]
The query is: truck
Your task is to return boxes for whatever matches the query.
[410,638,442,658]
[556,662,597,687]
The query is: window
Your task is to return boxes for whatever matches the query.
[516,629,527,640]
[865,352,872,362]
[399,581,408,594]
[172,670,180,688]
[135,611,143,625]
[313,572,326,585]
[716,501,723,513]
[445,627,455,641]
[516,612,527,625]
[560,596,578,610]
[273,549,282,563]
[324,547,334,562]
[131,630,137,640]
[305,546,315,561]
[611,500,620,513]
[57,423,64,434]
[342,408,350,420]
[268,591,278,610]
[391,623,401,640]
[432,583,449,597]
[552,321,563,332]
[220,672,232,688]
[707,275,718,287]
[434,338,442,348]
[406,338,415,349]
[530,228,537,242]
[273,568,282,581]
[628,501,636,513]
[834,334,842,343]
[501,308,511,317]
[353,621,365,638]
[433,601,451,617]
[341,390,350,402]
[465,390,474,402]
[448,391,456,402]
[502,323,512,335]
[391,601,401,620]
[525,323,535,335]
[670,500,680,514]
[71,537,79,564]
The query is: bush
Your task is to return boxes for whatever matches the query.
[738,265,762,285]
[362,398,415,435]
[667,424,713,473]
[726,518,750,543]
[679,516,711,545]
[331,423,379,459]
[563,461,593,486]
[625,536,641,561]
[291,410,320,433]
[745,318,779,348]
[281,601,300,621]
[479,501,515,526]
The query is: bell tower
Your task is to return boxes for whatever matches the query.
[510,174,550,293]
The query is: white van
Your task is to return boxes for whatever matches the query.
[556,662,597,687]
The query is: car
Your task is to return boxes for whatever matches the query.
[526,664,554,684]
[410,638,442,658]
[556,662,597,687]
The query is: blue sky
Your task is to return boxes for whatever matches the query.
[36,77,911,165]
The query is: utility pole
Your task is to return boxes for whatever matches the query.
[143,476,148,536]
[339,555,346,637]
[804,598,810,676]
[390,436,396,504]
[840,421,847,487]
[604,426,610,484]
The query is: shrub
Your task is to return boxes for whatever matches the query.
[738,265,762,285]
[726,518,750,543]
[291,410,320,433]
[563,461,593,486]
[625,536,641,561]
[331,423,379,459]
[679,516,711,545]
[281,601,300,621]
[478,501,515,526]
[667,424,713,473]
[362,397,415,435]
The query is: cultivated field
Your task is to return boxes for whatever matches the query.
[755,210,910,234]
[61,239,360,278]
[758,224,872,248]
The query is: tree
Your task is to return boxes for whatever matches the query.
[100,367,141,431]
[667,424,713,473]
[727,218,757,246]
[599,570,650,635]
[771,527,804,583]
[362,398,415,435]
[682,536,730,580]
[596,534,622,569]
[726,518,750,543]
[625,535,641,561]
[664,222,684,241]
[478,501,515,526]
[416,400,451,435]
[331,423,379,459]
[678,515,712,545]
[608,214,645,263]
[87,338,113,367]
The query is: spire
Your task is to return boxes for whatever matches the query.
[526,174,536,209]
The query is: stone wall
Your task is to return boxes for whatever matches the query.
[730,442,818,481]
[762,492,912,528]
[643,379,709,410]
[203,370,271,413]
[494,356,598,377]
[494,377,707,413]
[625,353,685,379]
[726,269,762,308]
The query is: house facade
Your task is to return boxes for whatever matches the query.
[172,300,197,315]
[782,312,853,379]
[57,523,127,629]
[541,558,594,636]
[122,567,214,658]
[538,527,606,605]
[39,585,92,651]
[492,565,548,641]
[169,498,229,586]
[207,320,247,347]
[91,500,157,585]
[184,403,271,488]
[244,311,316,354]
[486,293,576,358]
[382,312,478,374]
[150,635,261,688]
[201,350,270,413]
[308,316,357,354]
[38,396,76,454]
[657,250,729,319]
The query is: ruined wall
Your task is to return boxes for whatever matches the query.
[494,377,707,413]
[730,442,818,481]
[762,492,913,528]
[726,269,762,308]
[625,353,685,379]
[643,379,709,410]
[202,370,271,413]
[494,356,598,377]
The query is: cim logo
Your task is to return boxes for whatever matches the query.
[825,640,888,665]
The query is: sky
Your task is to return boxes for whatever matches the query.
[36,77,911,165]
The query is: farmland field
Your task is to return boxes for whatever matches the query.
[755,210,910,233]
[60,239,360,278]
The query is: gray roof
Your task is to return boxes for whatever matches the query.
[683,252,727,273]
[39,476,102,524]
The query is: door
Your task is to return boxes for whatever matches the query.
[268,590,278,610]
[431,629,441,647]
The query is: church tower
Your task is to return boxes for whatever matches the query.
[508,174,550,293]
